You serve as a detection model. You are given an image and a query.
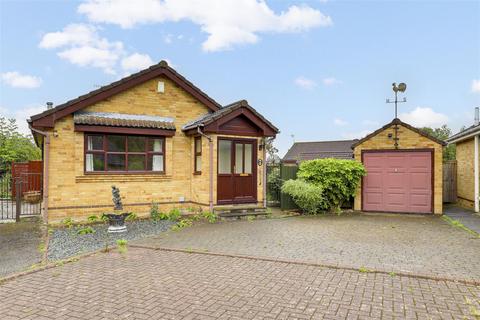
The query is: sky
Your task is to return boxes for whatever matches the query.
[1,0,479,157]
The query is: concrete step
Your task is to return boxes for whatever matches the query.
[214,206,267,219]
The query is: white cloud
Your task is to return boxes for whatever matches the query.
[334,118,348,126]
[322,77,341,86]
[1,105,46,135]
[121,53,154,73]
[342,129,372,140]
[362,120,379,126]
[472,79,480,93]
[399,107,448,127]
[78,0,333,52]
[1,71,42,88]
[294,76,317,90]
[39,23,124,74]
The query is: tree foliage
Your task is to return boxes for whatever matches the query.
[266,166,281,200]
[281,179,325,214]
[282,159,366,214]
[420,125,455,160]
[0,117,41,173]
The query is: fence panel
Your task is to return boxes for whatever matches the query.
[280,164,299,210]
[443,160,457,203]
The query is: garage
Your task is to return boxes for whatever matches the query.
[352,118,446,214]
[362,150,432,213]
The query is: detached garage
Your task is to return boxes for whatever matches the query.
[352,118,446,214]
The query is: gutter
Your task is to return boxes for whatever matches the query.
[29,125,50,223]
[197,127,214,212]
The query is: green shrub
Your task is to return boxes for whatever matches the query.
[77,226,95,235]
[100,213,109,223]
[150,203,163,220]
[297,159,366,211]
[202,211,218,223]
[62,217,74,228]
[171,219,192,231]
[116,239,128,254]
[87,215,98,223]
[267,166,281,200]
[168,208,181,221]
[281,179,325,214]
[125,212,137,221]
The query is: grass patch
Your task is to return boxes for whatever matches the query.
[442,216,479,237]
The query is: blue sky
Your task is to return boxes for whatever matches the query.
[1,0,479,156]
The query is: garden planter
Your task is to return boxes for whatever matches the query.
[105,212,129,233]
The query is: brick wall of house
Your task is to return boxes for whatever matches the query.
[353,123,444,214]
[45,76,264,222]
[456,138,475,209]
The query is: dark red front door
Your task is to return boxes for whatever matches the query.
[362,151,432,213]
[217,138,257,204]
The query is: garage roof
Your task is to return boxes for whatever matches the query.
[351,118,447,148]
[283,140,356,163]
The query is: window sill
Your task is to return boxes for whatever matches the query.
[193,172,202,175]
[76,174,173,183]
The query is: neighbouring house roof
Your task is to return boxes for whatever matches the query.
[73,112,176,130]
[446,123,480,144]
[182,99,279,136]
[28,60,221,129]
[351,118,447,148]
[283,140,357,163]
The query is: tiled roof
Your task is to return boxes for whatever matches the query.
[182,99,279,133]
[447,123,480,143]
[283,140,356,163]
[73,112,175,130]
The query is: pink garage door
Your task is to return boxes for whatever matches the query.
[362,151,432,213]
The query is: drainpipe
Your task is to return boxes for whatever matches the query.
[197,127,214,212]
[475,107,479,212]
[29,125,50,223]
[263,138,267,208]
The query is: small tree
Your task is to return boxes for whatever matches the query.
[281,179,324,214]
[420,125,455,160]
[0,117,41,173]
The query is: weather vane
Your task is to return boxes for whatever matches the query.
[386,82,407,119]
[386,82,407,149]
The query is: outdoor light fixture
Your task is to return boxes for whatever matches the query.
[386,82,407,149]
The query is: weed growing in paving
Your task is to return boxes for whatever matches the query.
[202,211,218,223]
[442,216,479,237]
[388,271,396,277]
[247,215,256,222]
[117,239,128,254]
[172,219,193,231]
[358,266,372,273]
[77,226,95,235]
[87,215,98,223]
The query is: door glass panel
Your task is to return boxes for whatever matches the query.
[244,144,252,174]
[235,144,243,174]
[218,140,232,174]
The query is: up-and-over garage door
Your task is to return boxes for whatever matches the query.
[362,151,433,213]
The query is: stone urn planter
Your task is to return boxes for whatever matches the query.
[106,186,128,233]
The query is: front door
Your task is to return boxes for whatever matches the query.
[217,138,257,204]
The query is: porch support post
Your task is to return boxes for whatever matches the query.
[29,125,50,224]
[209,138,214,212]
[263,139,267,208]
[475,134,479,213]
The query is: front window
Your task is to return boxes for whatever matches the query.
[194,136,202,174]
[85,134,165,173]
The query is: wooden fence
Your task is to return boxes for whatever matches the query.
[443,160,457,203]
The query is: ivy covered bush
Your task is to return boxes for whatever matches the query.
[282,159,366,214]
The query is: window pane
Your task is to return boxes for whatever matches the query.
[235,144,243,174]
[107,154,125,171]
[148,155,164,172]
[244,144,252,174]
[218,140,232,174]
[107,136,126,152]
[195,137,202,153]
[128,136,145,152]
[86,153,105,171]
[128,154,145,171]
[148,138,163,152]
[195,155,202,172]
[87,135,103,151]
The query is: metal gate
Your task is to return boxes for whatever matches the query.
[0,172,42,221]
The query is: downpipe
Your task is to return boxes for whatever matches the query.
[197,127,214,212]
[29,125,50,224]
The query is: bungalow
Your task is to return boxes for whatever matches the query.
[282,140,357,164]
[28,61,278,222]
[446,107,480,212]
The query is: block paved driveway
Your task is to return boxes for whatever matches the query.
[1,248,479,320]
[134,214,480,282]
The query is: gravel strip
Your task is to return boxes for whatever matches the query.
[47,219,174,261]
